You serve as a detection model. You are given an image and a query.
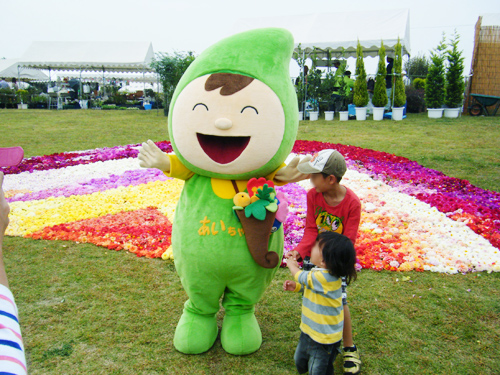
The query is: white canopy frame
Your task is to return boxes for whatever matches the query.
[18,41,155,108]
[234,9,411,113]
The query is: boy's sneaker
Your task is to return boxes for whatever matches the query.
[343,346,361,374]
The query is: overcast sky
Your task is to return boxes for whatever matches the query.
[1,0,498,76]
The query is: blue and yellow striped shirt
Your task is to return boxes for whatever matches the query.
[294,269,344,344]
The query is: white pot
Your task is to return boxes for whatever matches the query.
[324,111,334,121]
[17,103,28,110]
[309,111,319,121]
[298,111,304,121]
[372,107,385,121]
[392,107,404,121]
[355,107,367,121]
[79,100,88,109]
[339,111,349,121]
[427,108,444,118]
[444,108,461,118]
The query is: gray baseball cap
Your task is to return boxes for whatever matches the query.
[297,149,347,177]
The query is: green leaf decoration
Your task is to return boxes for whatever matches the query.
[256,184,275,202]
[266,201,278,212]
[245,199,268,220]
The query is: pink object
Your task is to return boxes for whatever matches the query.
[275,192,289,223]
[0,147,24,167]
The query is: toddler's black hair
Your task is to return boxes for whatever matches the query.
[316,232,357,284]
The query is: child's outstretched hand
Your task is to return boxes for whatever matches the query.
[283,280,296,292]
[286,250,301,261]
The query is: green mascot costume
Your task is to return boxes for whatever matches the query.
[138,28,309,355]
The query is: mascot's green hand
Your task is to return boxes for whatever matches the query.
[138,140,171,172]
[275,155,313,183]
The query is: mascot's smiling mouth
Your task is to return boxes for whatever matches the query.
[197,133,251,164]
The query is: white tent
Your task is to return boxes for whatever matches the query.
[234,9,410,66]
[0,58,49,81]
[56,71,159,83]
[18,41,154,73]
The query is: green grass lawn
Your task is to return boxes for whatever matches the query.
[1,109,500,374]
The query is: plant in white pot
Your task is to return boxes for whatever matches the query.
[444,31,465,118]
[293,43,306,121]
[392,38,406,121]
[307,67,322,121]
[372,41,388,121]
[321,70,336,121]
[425,34,446,118]
[338,70,352,121]
[353,41,369,120]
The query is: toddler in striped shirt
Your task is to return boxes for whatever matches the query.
[284,232,357,375]
[0,172,27,375]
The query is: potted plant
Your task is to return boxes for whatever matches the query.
[337,75,352,121]
[353,41,369,120]
[306,67,322,121]
[30,95,47,109]
[392,38,407,121]
[372,41,389,121]
[425,34,446,118]
[16,89,29,109]
[444,31,465,118]
[293,43,306,120]
[321,70,336,120]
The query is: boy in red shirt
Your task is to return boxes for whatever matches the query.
[286,149,362,375]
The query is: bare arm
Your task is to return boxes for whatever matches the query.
[286,257,301,277]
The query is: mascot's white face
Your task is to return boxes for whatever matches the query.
[171,74,285,175]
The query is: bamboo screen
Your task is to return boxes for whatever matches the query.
[465,16,500,114]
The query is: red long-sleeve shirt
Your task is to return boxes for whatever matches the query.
[295,186,361,260]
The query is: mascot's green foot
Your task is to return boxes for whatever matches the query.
[221,313,262,355]
[173,311,218,354]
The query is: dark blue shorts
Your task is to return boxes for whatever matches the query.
[294,332,341,375]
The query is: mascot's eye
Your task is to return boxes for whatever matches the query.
[193,103,209,111]
[241,106,258,114]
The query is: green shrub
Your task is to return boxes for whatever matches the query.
[353,41,369,107]
[425,34,446,109]
[445,32,465,108]
[405,87,426,113]
[307,68,322,111]
[372,41,388,108]
[413,78,426,90]
[393,38,406,108]
[16,89,29,104]
[405,54,429,82]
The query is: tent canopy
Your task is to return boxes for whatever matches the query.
[18,41,154,73]
[55,71,159,83]
[234,9,410,66]
[0,58,49,81]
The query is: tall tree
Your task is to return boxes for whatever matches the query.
[393,38,406,108]
[404,54,429,83]
[445,31,465,108]
[372,41,388,108]
[425,34,447,109]
[353,41,369,107]
[151,51,196,115]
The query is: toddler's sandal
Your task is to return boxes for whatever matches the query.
[343,350,362,374]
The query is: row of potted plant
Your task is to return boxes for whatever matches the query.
[425,32,465,119]
[297,31,465,122]
[296,39,407,122]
